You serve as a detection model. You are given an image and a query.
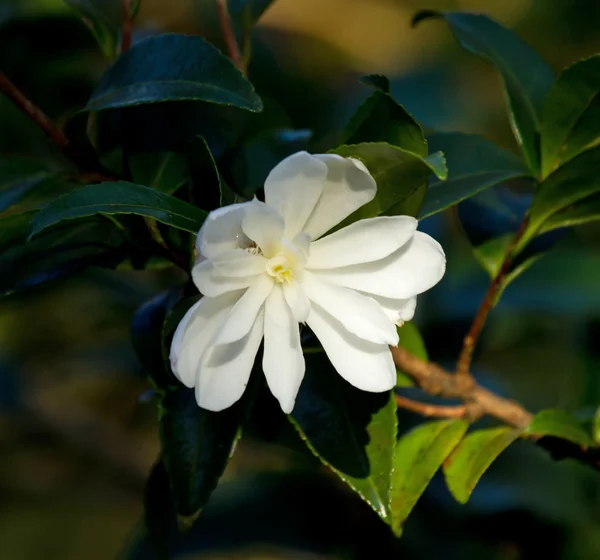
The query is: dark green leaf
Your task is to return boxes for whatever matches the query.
[31,181,208,237]
[85,34,263,112]
[594,408,600,446]
[420,132,532,218]
[159,385,251,517]
[143,460,176,560]
[391,419,469,535]
[331,143,447,225]
[538,193,600,234]
[443,426,522,504]
[290,352,397,524]
[396,322,427,387]
[414,11,554,174]
[525,409,593,447]
[64,0,124,59]
[0,211,37,253]
[186,136,225,208]
[524,146,600,248]
[130,152,189,194]
[541,54,600,178]
[342,92,426,156]
[358,74,390,93]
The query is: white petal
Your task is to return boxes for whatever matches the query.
[196,202,252,259]
[302,155,376,240]
[365,294,417,326]
[313,231,446,299]
[212,249,267,277]
[215,274,274,345]
[196,309,264,411]
[242,199,285,257]
[263,284,305,413]
[306,303,396,392]
[170,292,241,388]
[283,281,311,323]
[264,152,328,238]
[306,216,417,269]
[192,259,259,296]
[303,271,398,345]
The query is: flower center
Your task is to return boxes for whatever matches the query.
[266,255,294,283]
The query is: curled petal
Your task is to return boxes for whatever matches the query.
[264,151,328,239]
[196,202,252,259]
[302,155,376,240]
[307,216,417,269]
[313,231,446,299]
[212,249,267,277]
[192,259,259,297]
[263,285,305,413]
[242,200,285,258]
[303,271,398,345]
[170,292,241,388]
[306,303,396,392]
[365,294,417,326]
[196,309,264,411]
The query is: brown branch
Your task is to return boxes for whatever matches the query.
[216,0,245,74]
[395,394,469,419]
[121,0,134,53]
[0,71,69,148]
[456,215,530,376]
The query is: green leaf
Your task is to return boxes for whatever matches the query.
[143,460,176,560]
[414,11,554,174]
[159,385,251,517]
[396,322,427,387]
[130,152,189,194]
[420,132,532,218]
[524,146,600,247]
[64,0,125,59]
[290,352,397,524]
[541,54,600,178]
[85,34,263,112]
[443,426,522,504]
[358,74,390,93]
[331,143,447,224]
[525,409,593,447]
[391,419,469,535]
[30,181,208,237]
[594,408,600,446]
[342,92,426,156]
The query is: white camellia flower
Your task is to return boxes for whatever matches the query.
[170,152,445,413]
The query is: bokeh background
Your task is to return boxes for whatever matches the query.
[2,0,600,558]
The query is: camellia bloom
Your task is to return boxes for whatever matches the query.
[170,152,445,413]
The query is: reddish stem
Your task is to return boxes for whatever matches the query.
[216,0,245,74]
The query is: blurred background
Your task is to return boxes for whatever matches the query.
[2,0,600,558]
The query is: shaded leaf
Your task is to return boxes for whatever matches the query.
[420,132,532,218]
[130,152,189,194]
[228,0,276,41]
[290,352,397,524]
[443,426,522,504]
[541,54,600,178]
[358,74,390,93]
[85,34,263,112]
[414,11,554,174]
[186,136,224,210]
[391,419,469,535]
[31,181,208,236]
[538,193,600,234]
[331,143,446,225]
[525,409,593,447]
[342,92,426,156]
[396,322,427,387]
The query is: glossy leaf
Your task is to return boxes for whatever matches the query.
[524,146,600,248]
[31,181,208,237]
[541,54,600,178]
[130,152,189,194]
[443,426,522,504]
[85,34,263,112]
[391,419,469,535]
[291,352,397,524]
[342,92,426,156]
[525,409,593,447]
[414,11,554,174]
[420,132,532,218]
[396,322,427,387]
[331,143,447,224]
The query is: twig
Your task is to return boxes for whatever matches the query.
[216,0,245,74]
[0,71,69,148]
[456,215,530,376]
[395,394,469,419]
[121,0,134,53]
